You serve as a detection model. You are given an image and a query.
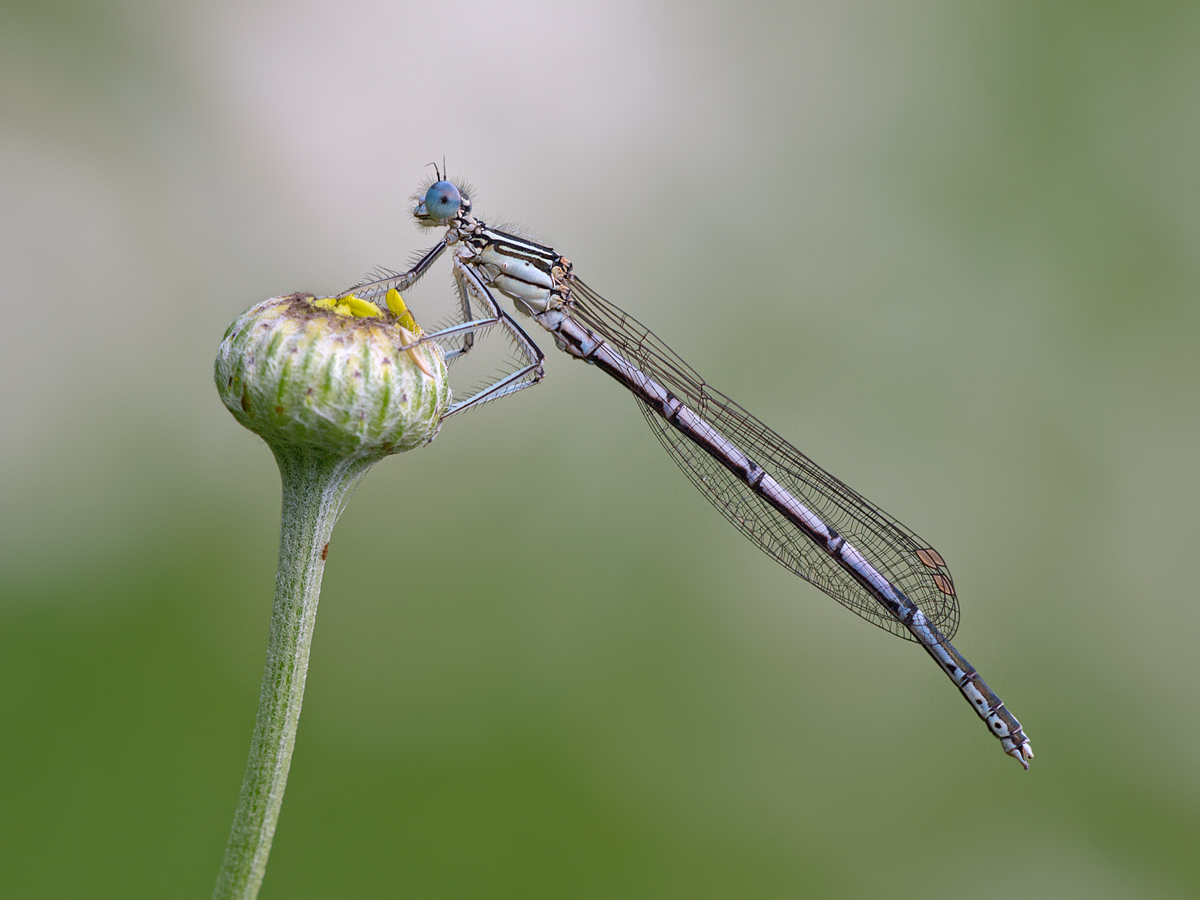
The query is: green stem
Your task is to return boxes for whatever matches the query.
[213,447,374,900]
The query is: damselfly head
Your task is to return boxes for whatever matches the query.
[415,180,471,226]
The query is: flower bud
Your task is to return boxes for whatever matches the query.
[215,292,450,459]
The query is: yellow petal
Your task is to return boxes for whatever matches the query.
[344,296,383,318]
[385,288,407,316]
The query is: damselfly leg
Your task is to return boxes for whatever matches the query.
[342,236,545,416]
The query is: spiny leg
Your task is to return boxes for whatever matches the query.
[442,257,545,417]
[339,240,505,359]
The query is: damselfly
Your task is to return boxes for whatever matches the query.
[342,175,1034,768]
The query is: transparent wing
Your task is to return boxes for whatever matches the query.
[569,279,960,641]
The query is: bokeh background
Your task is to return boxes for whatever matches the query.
[2,1,1197,897]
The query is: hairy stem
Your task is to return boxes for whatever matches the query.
[213,447,372,900]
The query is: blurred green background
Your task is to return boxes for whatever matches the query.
[2,1,1197,897]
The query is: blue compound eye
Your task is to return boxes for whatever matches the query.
[422,181,462,221]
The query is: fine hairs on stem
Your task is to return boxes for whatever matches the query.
[211,293,450,899]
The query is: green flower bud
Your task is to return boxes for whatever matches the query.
[215,292,450,460]
[213,290,451,896]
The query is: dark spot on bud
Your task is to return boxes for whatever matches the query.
[275,405,284,415]
[240,392,251,412]
[321,543,329,561]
